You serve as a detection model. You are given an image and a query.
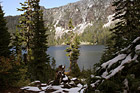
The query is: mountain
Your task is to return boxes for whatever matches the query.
[6,0,115,45]
[43,0,114,37]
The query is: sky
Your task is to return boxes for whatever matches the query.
[1,0,80,16]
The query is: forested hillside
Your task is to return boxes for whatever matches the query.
[1,0,140,92]
[5,0,114,45]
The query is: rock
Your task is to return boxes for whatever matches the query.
[6,0,114,39]
[63,83,72,89]
[69,81,77,87]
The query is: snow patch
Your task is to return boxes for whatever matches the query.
[51,84,83,93]
[88,4,93,8]
[136,45,140,51]
[21,86,41,92]
[54,22,92,39]
[101,54,126,69]
[133,37,140,43]
[90,80,100,88]
[103,13,121,28]
[63,75,68,81]
[74,22,92,34]
[105,65,124,79]
[103,13,115,28]
[103,53,138,79]
[102,70,108,78]
[71,78,77,81]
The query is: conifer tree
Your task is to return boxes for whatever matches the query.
[0,4,10,57]
[17,0,34,63]
[100,0,140,64]
[12,28,23,62]
[66,19,81,77]
[51,57,56,70]
[31,0,51,82]
[18,0,52,82]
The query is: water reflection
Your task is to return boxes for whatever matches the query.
[48,45,105,70]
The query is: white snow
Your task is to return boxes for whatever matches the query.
[91,75,94,78]
[103,53,138,79]
[91,75,101,78]
[69,81,75,85]
[21,86,41,92]
[103,12,124,28]
[90,80,100,88]
[28,80,41,85]
[54,22,92,39]
[55,27,65,39]
[124,79,129,89]
[41,83,47,86]
[132,55,138,60]
[101,54,126,69]
[121,45,131,52]
[132,37,140,43]
[102,70,108,78]
[30,80,40,84]
[136,45,140,51]
[88,4,93,8]
[105,65,124,79]
[71,78,77,81]
[76,8,79,12]
[135,40,140,54]
[51,84,83,93]
[54,20,59,27]
[91,37,140,88]
[90,83,95,87]
[77,83,83,88]
[121,54,132,65]
[103,13,115,28]
[123,78,129,92]
[41,86,49,91]
[63,75,68,81]
[74,22,92,34]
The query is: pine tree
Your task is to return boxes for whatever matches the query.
[0,4,11,57]
[112,0,139,49]
[31,0,51,82]
[100,0,140,64]
[12,28,23,62]
[17,0,34,63]
[66,19,81,77]
[51,57,56,70]
[17,0,35,83]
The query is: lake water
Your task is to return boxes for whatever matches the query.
[48,45,105,70]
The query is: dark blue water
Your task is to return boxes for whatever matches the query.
[47,45,105,70]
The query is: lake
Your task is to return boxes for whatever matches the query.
[48,45,105,70]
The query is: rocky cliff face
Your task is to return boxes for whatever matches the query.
[43,0,114,26]
[6,0,115,44]
[42,0,114,38]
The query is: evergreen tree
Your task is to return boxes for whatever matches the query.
[0,4,11,57]
[17,0,34,63]
[31,0,51,82]
[111,0,139,49]
[12,28,23,62]
[17,0,35,82]
[94,0,140,92]
[11,28,30,87]
[66,19,81,77]
[100,0,140,64]
[51,57,56,70]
